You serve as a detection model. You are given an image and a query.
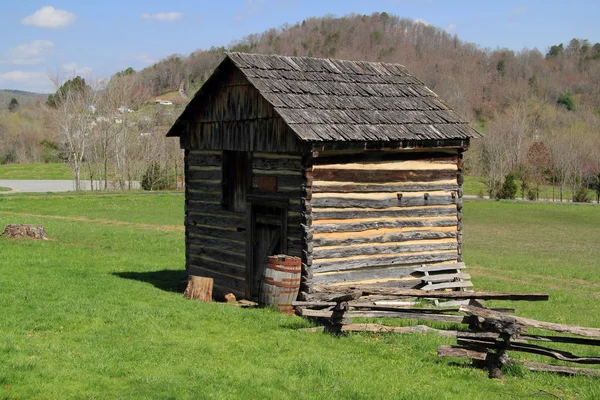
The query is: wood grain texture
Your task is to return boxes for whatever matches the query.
[312,205,457,219]
[312,250,458,272]
[313,227,457,247]
[313,239,457,259]
[460,305,600,338]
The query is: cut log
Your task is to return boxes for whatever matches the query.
[2,224,47,240]
[459,305,600,338]
[184,276,214,302]
[437,345,488,361]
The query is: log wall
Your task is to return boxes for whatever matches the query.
[306,149,461,290]
[185,149,305,300]
[186,150,247,298]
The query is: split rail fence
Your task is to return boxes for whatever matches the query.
[294,286,600,378]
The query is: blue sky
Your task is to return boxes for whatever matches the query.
[1,0,599,93]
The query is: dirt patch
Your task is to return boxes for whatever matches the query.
[0,211,183,233]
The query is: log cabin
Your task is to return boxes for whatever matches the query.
[166,52,481,300]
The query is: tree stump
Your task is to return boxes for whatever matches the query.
[184,276,213,302]
[2,224,47,240]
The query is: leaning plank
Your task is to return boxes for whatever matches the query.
[459,305,600,338]
[420,273,471,283]
[299,309,469,324]
[311,286,550,301]
[414,262,466,273]
[437,345,488,361]
[343,324,457,337]
[522,361,600,377]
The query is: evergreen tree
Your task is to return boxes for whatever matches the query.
[8,97,19,112]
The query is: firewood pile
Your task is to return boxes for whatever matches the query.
[1,224,47,240]
[295,285,600,378]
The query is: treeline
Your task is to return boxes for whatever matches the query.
[2,12,599,199]
[0,71,182,190]
[136,12,600,201]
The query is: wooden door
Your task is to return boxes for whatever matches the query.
[246,197,288,300]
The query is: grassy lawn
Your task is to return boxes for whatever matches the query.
[0,163,73,180]
[463,175,597,201]
[0,193,598,399]
[0,186,11,192]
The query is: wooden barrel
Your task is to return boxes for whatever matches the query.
[259,255,301,314]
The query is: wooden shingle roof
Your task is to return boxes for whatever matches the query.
[167,52,480,142]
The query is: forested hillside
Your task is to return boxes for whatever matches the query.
[2,12,599,199]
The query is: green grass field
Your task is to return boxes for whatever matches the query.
[0,163,73,180]
[0,193,598,399]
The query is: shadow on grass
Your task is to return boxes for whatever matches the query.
[113,269,188,293]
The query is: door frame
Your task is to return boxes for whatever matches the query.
[245,194,289,300]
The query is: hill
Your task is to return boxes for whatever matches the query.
[135,12,600,200]
[0,89,46,107]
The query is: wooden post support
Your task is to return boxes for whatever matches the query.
[184,276,213,302]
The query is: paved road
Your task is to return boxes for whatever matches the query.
[0,180,140,193]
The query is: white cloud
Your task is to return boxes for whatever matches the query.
[61,62,93,78]
[0,70,53,92]
[21,6,77,29]
[446,24,456,33]
[3,40,54,65]
[413,18,430,26]
[0,71,46,81]
[141,12,183,22]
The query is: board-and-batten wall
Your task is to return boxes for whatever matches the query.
[304,150,462,291]
[185,149,305,299]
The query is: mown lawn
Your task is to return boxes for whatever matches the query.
[0,163,73,180]
[0,193,598,399]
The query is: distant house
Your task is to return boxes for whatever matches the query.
[117,106,134,113]
[155,100,173,105]
[167,52,480,300]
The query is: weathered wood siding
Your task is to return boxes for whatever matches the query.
[185,150,247,298]
[250,152,305,258]
[306,149,462,290]
[185,149,305,300]
[181,67,303,153]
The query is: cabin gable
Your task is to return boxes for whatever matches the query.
[176,62,304,153]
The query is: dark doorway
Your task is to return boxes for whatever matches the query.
[246,195,288,300]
